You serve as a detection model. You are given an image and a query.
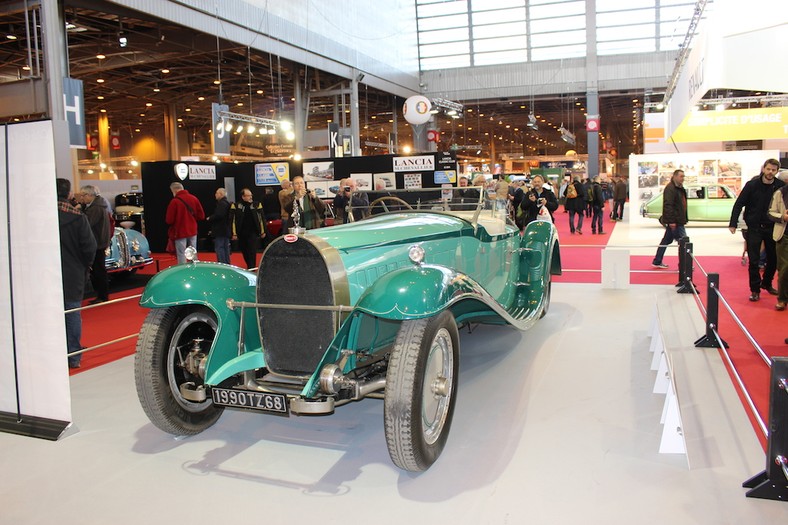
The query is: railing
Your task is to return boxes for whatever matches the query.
[559,235,787,501]
[64,293,143,361]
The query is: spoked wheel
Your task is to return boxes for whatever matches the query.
[384,311,459,472]
[368,196,412,216]
[134,306,223,435]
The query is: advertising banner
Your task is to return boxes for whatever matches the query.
[63,77,86,149]
[255,162,290,185]
[211,103,230,156]
[670,106,788,143]
[394,155,435,172]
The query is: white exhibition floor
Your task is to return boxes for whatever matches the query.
[2,282,787,524]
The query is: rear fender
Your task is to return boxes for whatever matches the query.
[139,263,263,384]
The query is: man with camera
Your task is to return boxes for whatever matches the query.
[283,175,326,230]
[332,178,369,223]
[516,174,558,230]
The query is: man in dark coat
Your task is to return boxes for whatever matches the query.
[207,187,232,264]
[651,169,688,269]
[590,176,605,234]
[517,174,558,229]
[58,178,97,368]
[565,177,586,234]
[231,188,267,269]
[728,158,785,301]
[332,177,368,223]
[79,185,111,303]
[611,175,628,221]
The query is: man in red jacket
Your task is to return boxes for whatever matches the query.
[166,182,205,264]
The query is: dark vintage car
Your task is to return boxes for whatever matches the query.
[134,188,561,471]
[105,226,153,274]
[114,192,144,234]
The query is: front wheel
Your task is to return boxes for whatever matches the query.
[134,306,223,435]
[384,311,460,472]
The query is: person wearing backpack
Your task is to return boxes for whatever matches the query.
[565,176,585,234]
[590,176,605,234]
[583,177,594,218]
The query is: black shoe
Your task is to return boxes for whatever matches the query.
[761,285,779,296]
[749,292,760,302]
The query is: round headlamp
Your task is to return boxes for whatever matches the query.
[408,244,425,265]
[184,246,198,263]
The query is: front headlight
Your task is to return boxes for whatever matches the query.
[184,246,198,263]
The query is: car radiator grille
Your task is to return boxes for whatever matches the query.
[256,237,336,376]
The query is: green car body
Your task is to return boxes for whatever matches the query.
[640,184,737,222]
[134,202,560,471]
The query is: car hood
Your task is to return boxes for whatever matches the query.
[306,211,473,251]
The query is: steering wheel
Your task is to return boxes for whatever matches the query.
[367,196,413,216]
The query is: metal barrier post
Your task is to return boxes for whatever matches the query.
[676,240,698,294]
[743,357,788,501]
[676,236,688,287]
[694,273,728,348]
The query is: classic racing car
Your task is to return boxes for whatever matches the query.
[134,189,561,471]
[640,184,737,222]
[105,226,153,274]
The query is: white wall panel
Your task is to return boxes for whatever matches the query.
[0,121,71,424]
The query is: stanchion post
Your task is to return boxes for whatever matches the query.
[743,357,788,501]
[676,236,688,287]
[694,273,728,348]
[676,240,698,294]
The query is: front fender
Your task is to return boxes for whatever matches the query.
[354,264,487,320]
[140,262,263,385]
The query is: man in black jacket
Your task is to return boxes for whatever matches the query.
[728,158,785,301]
[79,185,111,303]
[231,188,267,270]
[58,178,97,368]
[208,187,232,264]
[651,170,687,269]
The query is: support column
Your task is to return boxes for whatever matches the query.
[293,74,307,154]
[586,0,599,179]
[98,112,110,168]
[164,103,179,160]
[41,0,66,122]
[350,72,361,156]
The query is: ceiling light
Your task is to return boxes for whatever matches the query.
[153,87,160,92]
[118,35,127,48]
[256,89,263,95]
[96,53,105,60]
[213,80,221,85]
[97,96,104,100]
[145,102,152,107]
[6,34,17,40]
[247,124,256,133]
[198,96,205,101]
[224,121,233,131]
[161,68,170,74]
[235,124,244,133]
[267,128,276,135]
[96,78,105,83]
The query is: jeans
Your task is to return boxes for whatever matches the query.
[777,235,788,303]
[568,210,584,232]
[64,300,83,367]
[652,224,687,265]
[746,226,777,293]
[175,236,197,264]
[214,236,231,264]
[591,205,603,233]
[613,199,625,220]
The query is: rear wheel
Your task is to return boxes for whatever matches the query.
[134,306,223,435]
[384,311,459,471]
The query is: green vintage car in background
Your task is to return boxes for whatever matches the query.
[640,184,737,222]
[134,189,561,471]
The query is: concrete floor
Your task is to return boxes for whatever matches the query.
[1,282,786,524]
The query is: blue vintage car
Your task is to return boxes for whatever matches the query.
[134,189,561,471]
[105,226,153,274]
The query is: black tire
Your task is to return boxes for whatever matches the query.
[384,310,459,472]
[134,306,223,435]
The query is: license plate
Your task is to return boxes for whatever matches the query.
[211,388,289,416]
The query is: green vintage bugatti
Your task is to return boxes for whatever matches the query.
[134,190,561,471]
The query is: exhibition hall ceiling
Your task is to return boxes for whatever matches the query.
[0,1,708,162]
